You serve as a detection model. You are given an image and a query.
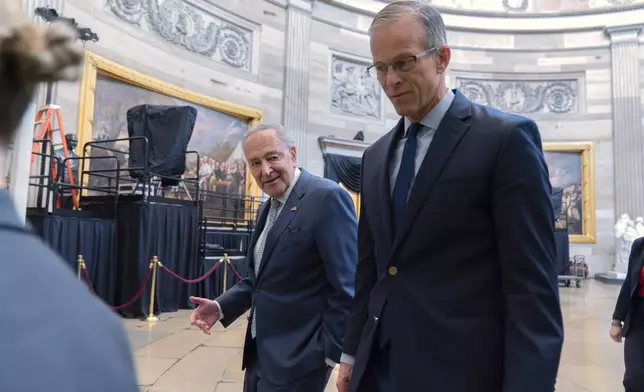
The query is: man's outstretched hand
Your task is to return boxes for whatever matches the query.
[189,296,221,335]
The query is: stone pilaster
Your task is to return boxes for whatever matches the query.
[605,24,644,219]
[283,0,312,166]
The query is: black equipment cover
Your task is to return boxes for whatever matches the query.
[126,104,197,186]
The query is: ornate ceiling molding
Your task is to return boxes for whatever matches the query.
[108,0,258,72]
[315,0,644,34]
[457,78,579,115]
[370,0,644,18]
[604,23,644,44]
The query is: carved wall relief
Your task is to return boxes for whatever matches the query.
[330,55,383,120]
[456,78,578,114]
[107,0,254,72]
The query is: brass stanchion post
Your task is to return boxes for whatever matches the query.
[76,254,83,280]
[222,253,229,293]
[147,256,159,323]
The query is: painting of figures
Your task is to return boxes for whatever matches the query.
[90,73,249,197]
[545,151,583,235]
[542,142,595,243]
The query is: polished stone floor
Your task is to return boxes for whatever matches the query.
[126,280,624,392]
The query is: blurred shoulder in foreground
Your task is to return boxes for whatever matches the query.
[0,4,139,390]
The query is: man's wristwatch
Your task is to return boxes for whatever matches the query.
[611,320,623,327]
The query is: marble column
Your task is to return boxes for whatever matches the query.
[282,0,312,166]
[605,24,644,219]
[7,0,66,222]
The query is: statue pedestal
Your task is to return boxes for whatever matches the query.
[595,271,626,285]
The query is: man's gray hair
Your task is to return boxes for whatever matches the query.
[370,1,447,49]
[243,123,295,148]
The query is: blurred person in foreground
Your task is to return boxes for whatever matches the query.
[336,2,564,392]
[611,236,644,391]
[0,8,139,391]
[189,124,358,392]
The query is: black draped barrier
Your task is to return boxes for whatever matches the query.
[554,229,570,276]
[82,196,200,318]
[201,256,250,299]
[323,153,361,193]
[203,230,251,258]
[27,214,118,303]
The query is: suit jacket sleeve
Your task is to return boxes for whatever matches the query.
[492,120,564,392]
[342,155,378,357]
[315,185,359,362]
[613,238,644,321]
[215,278,253,328]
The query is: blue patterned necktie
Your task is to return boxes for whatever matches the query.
[251,198,281,338]
[391,123,422,230]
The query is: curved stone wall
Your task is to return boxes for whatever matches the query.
[46,0,643,273]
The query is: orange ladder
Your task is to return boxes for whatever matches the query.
[30,104,78,209]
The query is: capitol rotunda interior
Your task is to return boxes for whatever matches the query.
[4,0,644,391]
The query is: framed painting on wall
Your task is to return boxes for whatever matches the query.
[543,142,595,244]
[76,52,263,221]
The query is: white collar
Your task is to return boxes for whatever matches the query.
[274,168,301,204]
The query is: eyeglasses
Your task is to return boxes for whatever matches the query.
[367,47,438,80]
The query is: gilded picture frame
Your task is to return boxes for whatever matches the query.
[543,142,595,244]
[75,51,264,219]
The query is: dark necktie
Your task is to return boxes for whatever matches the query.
[391,122,422,229]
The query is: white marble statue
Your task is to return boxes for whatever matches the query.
[613,214,638,276]
[636,217,644,238]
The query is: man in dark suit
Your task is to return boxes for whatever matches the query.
[336,3,564,392]
[611,237,644,391]
[189,124,358,392]
[0,19,139,391]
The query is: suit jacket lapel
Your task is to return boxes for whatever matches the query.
[256,169,309,279]
[376,118,405,255]
[391,91,472,256]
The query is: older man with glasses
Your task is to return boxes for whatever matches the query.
[336,2,564,392]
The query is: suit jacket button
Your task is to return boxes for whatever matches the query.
[388,266,398,276]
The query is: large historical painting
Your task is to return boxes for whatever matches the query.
[543,142,595,243]
[92,74,248,196]
[76,52,264,218]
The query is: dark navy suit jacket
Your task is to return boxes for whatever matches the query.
[216,169,358,385]
[344,90,564,392]
[613,237,644,337]
[0,191,139,391]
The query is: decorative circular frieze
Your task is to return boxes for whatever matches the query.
[216,24,250,69]
[108,0,144,24]
[542,83,576,113]
[458,81,491,106]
